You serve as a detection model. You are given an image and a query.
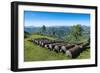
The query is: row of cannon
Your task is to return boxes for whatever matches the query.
[31,38,89,58]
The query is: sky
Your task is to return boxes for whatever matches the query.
[24,11,90,27]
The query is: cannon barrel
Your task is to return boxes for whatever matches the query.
[60,44,75,53]
[48,43,67,51]
[66,42,89,58]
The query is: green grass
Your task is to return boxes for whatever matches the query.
[24,39,68,61]
[24,34,90,62]
[77,48,90,59]
[31,34,56,40]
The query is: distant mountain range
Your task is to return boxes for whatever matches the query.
[24,25,90,39]
[24,26,71,33]
[25,25,90,33]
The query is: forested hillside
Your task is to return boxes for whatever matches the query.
[25,24,90,43]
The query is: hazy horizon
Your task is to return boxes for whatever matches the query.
[24,25,90,28]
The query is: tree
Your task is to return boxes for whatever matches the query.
[24,31,30,38]
[71,24,83,40]
[52,31,56,35]
[41,25,46,34]
[51,27,56,36]
[65,24,83,43]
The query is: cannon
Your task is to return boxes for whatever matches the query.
[60,44,75,53]
[66,42,90,58]
[39,40,50,46]
[53,45,62,53]
[48,43,67,52]
[32,38,50,45]
[40,40,56,47]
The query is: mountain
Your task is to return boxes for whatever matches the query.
[24,26,41,33]
[24,25,90,39]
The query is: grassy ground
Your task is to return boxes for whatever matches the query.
[24,34,90,62]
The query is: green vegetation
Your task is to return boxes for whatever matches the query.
[24,33,90,62]
[65,24,89,44]
[77,48,90,59]
[24,24,90,61]
[41,25,46,33]
[24,31,30,38]
[31,33,56,40]
[70,24,82,40]
[24,34,68,61]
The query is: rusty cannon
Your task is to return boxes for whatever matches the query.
[48,43,65,51]
[60,44,75,53]
[32,38,50,45]
[49,43,63,52]
[66,42,90,58]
